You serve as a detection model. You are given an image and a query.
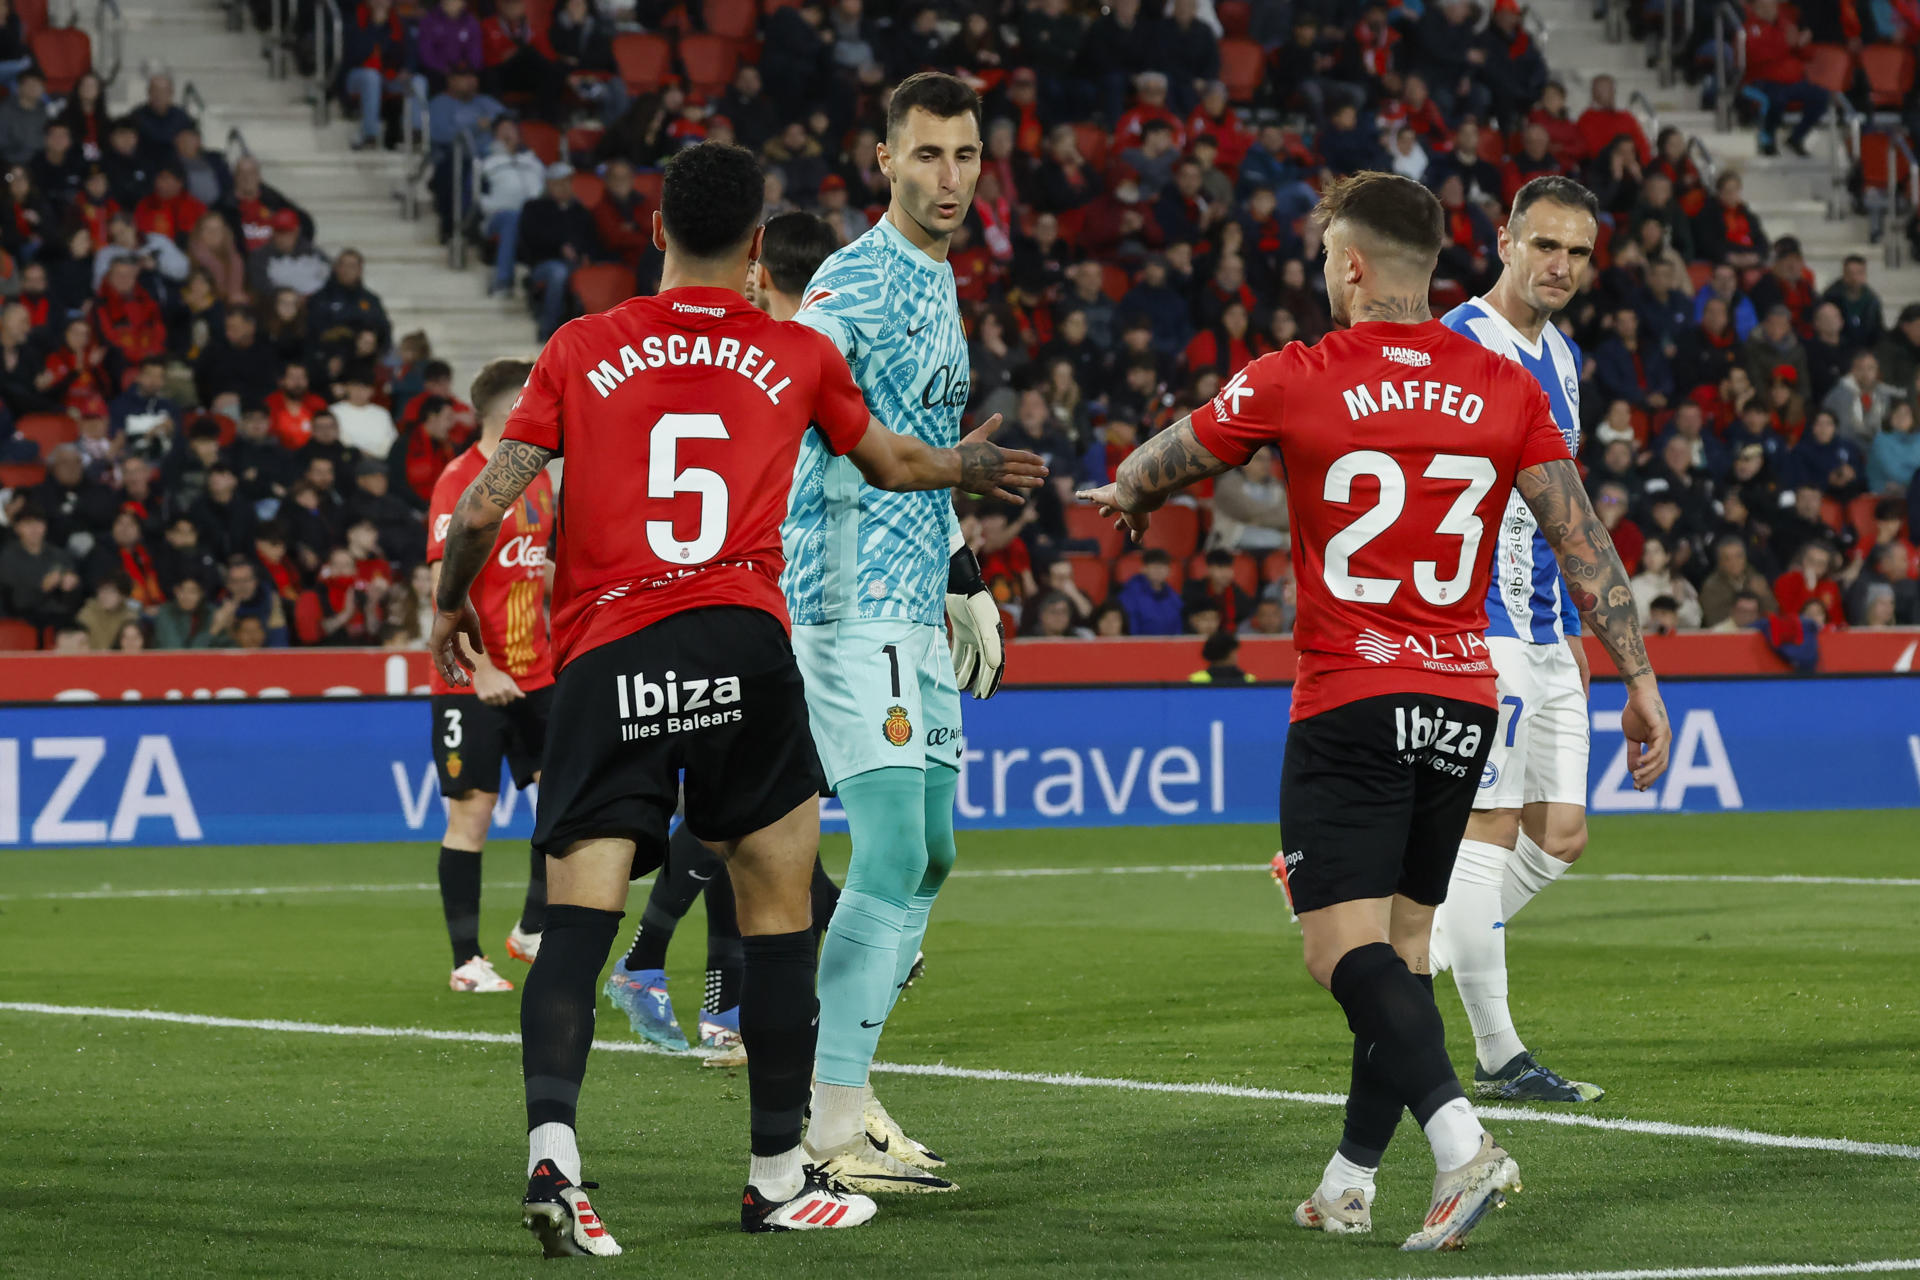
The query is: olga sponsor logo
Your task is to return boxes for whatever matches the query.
[614,670,743,741]
[496,534,546,569]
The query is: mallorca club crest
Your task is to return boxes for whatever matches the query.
[446,750,463,779]
[882,705,913,747]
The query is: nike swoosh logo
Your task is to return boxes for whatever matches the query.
[860,1018,886,1028]
[869,1132,889,1153]
[906,321,928,337]
[688,870,713,882]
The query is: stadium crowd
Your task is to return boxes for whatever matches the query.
[2,0,1919,655]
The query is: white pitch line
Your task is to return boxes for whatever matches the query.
[1376,1261,1920,1280]
[4,1001,1917,1163]
[7,866,1920,902]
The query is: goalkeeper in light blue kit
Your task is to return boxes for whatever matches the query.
[781,72,1006,1195]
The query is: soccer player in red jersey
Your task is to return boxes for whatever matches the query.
[428,142,1043,1254]
[423,358,556,995]
[1081,172,1672,1251]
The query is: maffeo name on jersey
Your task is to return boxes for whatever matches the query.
[585,335,792,404]
[1341,380,1485,423]
[615,670,743,741]
[1394,703,1484,777]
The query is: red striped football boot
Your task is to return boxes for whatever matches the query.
[741,1163,878,1233]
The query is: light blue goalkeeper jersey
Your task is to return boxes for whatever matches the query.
[781,216,966,626]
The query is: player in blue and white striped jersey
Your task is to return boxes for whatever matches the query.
[1430,176,1606,1105]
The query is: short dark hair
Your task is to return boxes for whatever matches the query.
[1201,630,1239,662]
[886,71,980,142]
[423,359,453,384]
[1141,547,1172,567]
[470,357,534,420]
[1510,175,1600,227]
[1844,253,1868,268]
[417,394,452,419]
[1205,548,1235,568]
[1141,119,1173,140]
[1649,594,1680,613]
[1310,171,1443,261]
[660,141,764,259]
[759,211,839,297]
[255,520,288,546]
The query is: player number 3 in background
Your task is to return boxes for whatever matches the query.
[1322,450,1496,605]
[648,412,733,565]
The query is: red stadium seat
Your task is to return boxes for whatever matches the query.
[292,591,324,646]
[0,617,39,651]
[1849,493,1885,548]
[571,263,634,315]
[564,124,605,161]
[1805,43,1853,94]
[1140,503,1199,561]
[1860,45,1915,109]
[704,0,758,41]
[30,27,89,95]
[1065,501,1124,559]
[1216,0,1251,38]
[1477,128,1506,164]
[14,0,48,38]
[570,171,606,209]
[1687,261,1714,291]
[763,0,801,11]
[1219,37,1263,106]
[679,33,740,99]
[1068,554,1111,607]
[1187,553,1259,598]
[1259,549,1291,585]
[1073,122,1109,172]
[612,33,673,95]
[1820,496,1845,533]
[633,169,664,210]
[1100,262,1131,302]
[0,461,46,489]
[1860,131,1912,194]
[519,120,562,165]
[16,412,75,454]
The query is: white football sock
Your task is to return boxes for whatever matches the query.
[1423,1097,1485,1172]
[1501,831,1570,923]
[805,1082,867,1153]
[1316,1150,1378,1206]
[1437,839,1526,1072]
[528,1122,581,1185]
[749,1146,805,1201]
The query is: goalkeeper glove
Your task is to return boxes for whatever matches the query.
[945,545,1004,699]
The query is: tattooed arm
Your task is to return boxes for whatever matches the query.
[1517,457,1673,789]
[846,413,1048,503]
[1074,417,1233,539]
[428,438,554,685]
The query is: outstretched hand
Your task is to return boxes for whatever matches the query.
[958,414,1049,503]
[1074,484,1152,542]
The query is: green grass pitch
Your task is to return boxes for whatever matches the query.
[2,811,1917,1278]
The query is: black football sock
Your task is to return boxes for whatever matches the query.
[703,862,744,1012]
[623,824,721,971]
[522,904,624,1133]
[739,929,819,1157]
[1339,1034,1403,1167]
[518,846,548,935]
[1328,942,1466,1128]
[437,845,483,965]
[809,856,842,950]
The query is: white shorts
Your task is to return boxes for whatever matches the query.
[1473,634,1590,811]
[791,619,964,790]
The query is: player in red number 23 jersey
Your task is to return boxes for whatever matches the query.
[1081,173,1671,1252]
[425,144,1044,1256]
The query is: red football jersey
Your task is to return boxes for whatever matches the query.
[426,444,556,695]
[502,286,873,668]
[1190,320,1570,720]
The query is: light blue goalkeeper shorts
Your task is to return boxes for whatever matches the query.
[791,619,963,790]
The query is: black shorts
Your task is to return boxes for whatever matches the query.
[532,606,825,872]
[431,684,554,797]
[1277,692,1497,914]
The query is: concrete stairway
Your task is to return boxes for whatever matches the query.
[1525,0,1919,303]
[112,0,541,393]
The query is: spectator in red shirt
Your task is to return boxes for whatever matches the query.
[1117,71,1185,151]
[267,363,329,449]
[1186,80,1253,174]
[1184,298,1267,377]
[590,158,652,273]
[400,360,476,442]
[134,167,207,244]
[43,316,119,414]
[1772,540,1846,621]
[95,256,168,366]
[1575,74,1649,166]
[1742,0,1830,157]
[1748,234,1817,333]
[1528,79,1586,168]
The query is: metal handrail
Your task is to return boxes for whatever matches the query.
[1604,0,1626,44]
[1519,4,1549,57]
[448,129,474,269]
[92,0,124,87]
[1712,2,1745,134]
[267,0,290,79]
[225,126,252,163]
[1686,134,1717,186]
[181,81,206,122]
[1829,97,1864,220]
[1628,88,1661,141]
[1657,0,1695,89]
[1888,134,1918,268]
[313,0,344,126]
[391,76,429,223]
